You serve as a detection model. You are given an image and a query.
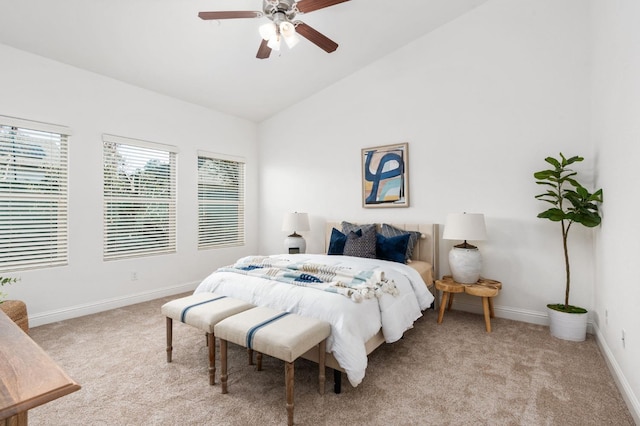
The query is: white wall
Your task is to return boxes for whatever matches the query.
[258,0,640,416]
[258,0,593,324]
[591,0,640,421]
[0,44,259,326]
[258,0,640,418]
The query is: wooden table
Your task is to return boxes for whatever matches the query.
[0,309,81,425]
[435,276,502,332]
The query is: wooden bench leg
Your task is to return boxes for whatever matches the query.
[318,340,326,395]
[220,339,228,394]
[447,293,455,310]
[437,292,449,324]
[285,361,294,426]
[482,297,492,332]
[207,332,215,385]
[247,348,254,365]
[166,317,173,363]
[256,352,263,371]
[488,297,495,318]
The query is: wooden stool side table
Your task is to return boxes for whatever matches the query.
[435,276,502,332]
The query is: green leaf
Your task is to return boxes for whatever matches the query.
[537,208,567,221]
[534,170,557,180]
[545,157,561,169]
[564,155,584,166]
[590,188,603,202]
[576,186,588,198]
[565,177,581,188]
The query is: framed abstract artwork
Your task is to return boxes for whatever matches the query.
[361,143,409,208]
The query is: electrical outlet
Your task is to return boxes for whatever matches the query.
[131,272,138,281]
[621,329,626,349]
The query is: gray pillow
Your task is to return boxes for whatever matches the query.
[380,223,421,262]
[343,227,377,259]
[341,221,376,235]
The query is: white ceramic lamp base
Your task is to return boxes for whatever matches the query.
[284,234,306,254]
[448,247,482,284]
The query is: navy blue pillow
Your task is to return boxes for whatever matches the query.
[380,224,421,262]
[327,228,361,255]
[376,233,411,264]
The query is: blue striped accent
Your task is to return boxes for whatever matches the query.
[296,273,323,283]
[180,296,227,323]
[246,312,291,349]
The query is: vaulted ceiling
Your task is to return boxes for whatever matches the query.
[0,0,488,122]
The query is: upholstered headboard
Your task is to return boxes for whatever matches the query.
[324,222,439,280]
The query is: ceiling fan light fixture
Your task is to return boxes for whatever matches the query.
[279,21,296,38]
[198,0,350,59]
[267,35,281,51]
[284,32,300,48]
[259,22,277,40]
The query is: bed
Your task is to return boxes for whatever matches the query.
[194,222,438,391]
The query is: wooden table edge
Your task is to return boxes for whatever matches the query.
[0,382,81,420]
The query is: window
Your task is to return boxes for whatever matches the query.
[197,152,245,249]
[103,134,177,260]
[0,115,70,272]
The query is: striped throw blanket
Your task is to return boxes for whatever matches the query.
[217,256,399,302]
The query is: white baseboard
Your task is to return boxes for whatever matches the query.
[451,300,596,334]
[452,299,548,323]
[593,323,640,424]
[451,300,638,423]
[28,282,198,328]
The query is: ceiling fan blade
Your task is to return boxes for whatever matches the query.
[198,11,262,20]
[256,39,272,59]
[296,0,350,14]
[295,22,338,53]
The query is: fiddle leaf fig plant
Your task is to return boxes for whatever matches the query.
[534,153,603,313]
[0,276,19,304]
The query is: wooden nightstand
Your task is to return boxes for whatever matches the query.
[435,275,502,332]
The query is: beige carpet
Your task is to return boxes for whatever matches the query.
[26,294,634,425]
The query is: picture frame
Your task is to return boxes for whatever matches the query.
[361,142,409,208]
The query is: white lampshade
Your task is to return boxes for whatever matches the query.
[279,21,295,38]
[442,213,487,242]
[282,212,310,233]
[283,32,299,48]
[267,35,281,51]
[259,22,277,40]
[282,212,310,254]
[443,213,487,284]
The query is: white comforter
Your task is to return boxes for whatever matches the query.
[194,254,434,387]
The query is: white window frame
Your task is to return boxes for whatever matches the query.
[0,115,70,272]
[197,151,245,249]
[103,134,178,260]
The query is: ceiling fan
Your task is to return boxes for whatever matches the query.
[198,0,351,59]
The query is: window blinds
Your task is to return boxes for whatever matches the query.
[197,152,245,249]
[103,134,177,260]
[0,117,70,271]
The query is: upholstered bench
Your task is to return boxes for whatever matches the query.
[215,306,331,426]
[161,293,253,385]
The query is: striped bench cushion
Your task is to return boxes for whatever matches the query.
[161,293,253,333]
[214,306,331,363]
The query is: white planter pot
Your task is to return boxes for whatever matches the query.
[547,306,588,342]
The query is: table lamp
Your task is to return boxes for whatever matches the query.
[282,212,310,254]
[442,212,487,284]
